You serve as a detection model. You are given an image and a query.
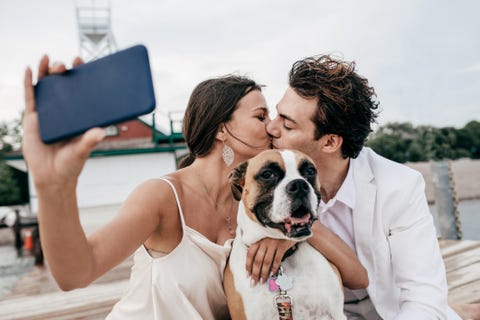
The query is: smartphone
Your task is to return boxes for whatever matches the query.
[34,44,156,144]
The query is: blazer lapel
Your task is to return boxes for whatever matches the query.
[351,150,377,298]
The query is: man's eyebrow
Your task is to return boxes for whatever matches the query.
[279,112,297,124]
[275,104,296,123]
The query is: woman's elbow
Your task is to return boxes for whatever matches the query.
[53,272,92,291]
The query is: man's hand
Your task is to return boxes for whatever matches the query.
[246,238,295,286]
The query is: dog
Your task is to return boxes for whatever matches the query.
[224,149,346,320]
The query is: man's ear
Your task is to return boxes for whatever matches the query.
[229,161,248,201]
[320,134,343,154]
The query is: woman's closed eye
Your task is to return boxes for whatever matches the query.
[256,112,268,122]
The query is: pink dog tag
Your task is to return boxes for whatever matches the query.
[269,278,280,292]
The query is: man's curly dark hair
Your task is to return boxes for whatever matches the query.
[289,55,380,158]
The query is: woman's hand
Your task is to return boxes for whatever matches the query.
[22,55,105,191]
[246,238,296,285]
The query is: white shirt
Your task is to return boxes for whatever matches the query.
[317,160,368,303]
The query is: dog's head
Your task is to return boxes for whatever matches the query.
[230,149,320,241]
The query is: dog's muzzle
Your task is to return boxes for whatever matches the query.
[281,179,317,238]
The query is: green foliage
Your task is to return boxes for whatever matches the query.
[0,118,22,152]
[0,161,21,205]
[367,120,480,162]
[0,118,23,205]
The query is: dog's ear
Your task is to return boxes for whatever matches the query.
[229,161,248,201]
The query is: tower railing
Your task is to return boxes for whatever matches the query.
[75,0,117,61]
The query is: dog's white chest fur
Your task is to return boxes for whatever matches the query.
[226,150,346,319]
[229,233,346,319]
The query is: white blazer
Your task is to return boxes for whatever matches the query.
[351,147,458,320]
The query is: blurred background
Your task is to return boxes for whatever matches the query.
[0,0,479,318]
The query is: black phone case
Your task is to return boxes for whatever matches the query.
[34,44,156,144]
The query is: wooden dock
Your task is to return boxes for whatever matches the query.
[0,256,133,320]
[441,240,480,304]
[0,240,478,319]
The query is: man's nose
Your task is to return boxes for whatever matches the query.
[266,117,280,138]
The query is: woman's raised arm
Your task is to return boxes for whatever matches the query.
[22,57,165,290]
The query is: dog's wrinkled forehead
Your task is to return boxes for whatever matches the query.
[229,149,318,203]
[245,149,314,184]
[246,150,285,181]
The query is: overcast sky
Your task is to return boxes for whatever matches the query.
[0,0,479,131]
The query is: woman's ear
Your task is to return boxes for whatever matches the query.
[216,123,226,141]
[320,134,343,154]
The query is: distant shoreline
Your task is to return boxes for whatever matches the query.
[406,158,480,203]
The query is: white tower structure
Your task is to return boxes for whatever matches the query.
[75,0,117,61]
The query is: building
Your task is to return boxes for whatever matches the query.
[5,114,187,211]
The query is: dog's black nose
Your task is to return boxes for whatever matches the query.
[286,179,309,197]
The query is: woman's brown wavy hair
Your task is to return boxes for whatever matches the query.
[178,75,262,168]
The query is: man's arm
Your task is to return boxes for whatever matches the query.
[308,220,369,289]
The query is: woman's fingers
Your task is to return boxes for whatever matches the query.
[74,128,106,160]
[37,55,49,79]
[72,56,84,67]
[24,67,35,114]
[49,62,66,74]
[259,246,276,283]
[246,242,259,277]
[38,55,67,80]
[250,246,267,286]
[269,246,284,278]
[246,239,297,286]
[247,241,275,285]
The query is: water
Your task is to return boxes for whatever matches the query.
[430,199,480,240]
[0,246,34,300]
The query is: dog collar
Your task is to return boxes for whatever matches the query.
[282,244,298,262]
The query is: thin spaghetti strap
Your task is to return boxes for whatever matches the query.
[158,177,186,227]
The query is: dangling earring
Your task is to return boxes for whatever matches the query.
[222,141,234,166]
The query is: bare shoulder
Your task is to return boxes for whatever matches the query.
[119,176,181,226]
[132,177,177,197]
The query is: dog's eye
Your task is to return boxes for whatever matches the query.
[299,160,317,180]
[304,166,316,177]
[260,169,276,180]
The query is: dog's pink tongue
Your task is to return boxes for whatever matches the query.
[285,223,292,233]
[289,214,311,225]
[284,214,310,234]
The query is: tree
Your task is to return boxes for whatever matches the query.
[0,161,21,205]
[367,122,417,163]
[367,120,480,162]
[462,120,480,158]
[0,117,23,206]
[0,118,22,152]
